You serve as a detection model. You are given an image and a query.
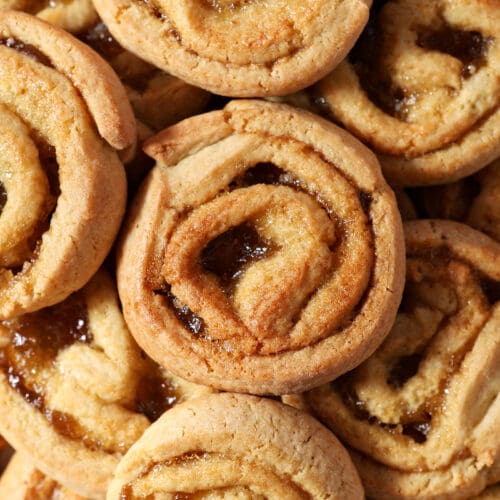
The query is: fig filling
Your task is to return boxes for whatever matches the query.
[0,293,96,446]
[0,38,53,68]
[134,364,180,422]
[0,182,6,215]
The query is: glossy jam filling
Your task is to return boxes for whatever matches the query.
[155,284,205,336]
[350,10,491,118]
[201,223,273,288]
[0,182,6,215]
[0,293,97,445]
[134,364,180,422]
[417,27,491,78]
[0,38,53,67]
[119,452,207,500]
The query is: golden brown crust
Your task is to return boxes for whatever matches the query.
[106,393,364,499]
[305,220,500,499]
[0,12,130,318]
[315,0,500,186]
[117,99,405,395]
[93,0,371,97]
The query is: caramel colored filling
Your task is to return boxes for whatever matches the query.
[201,223,273,289]
[0,293,95,444]
[134,364,180,423]
[350,10,491,118]
[0,38,53,68]
[120,452,207,499]
[417,27,491,79]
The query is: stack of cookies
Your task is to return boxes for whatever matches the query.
[0,1,498,498]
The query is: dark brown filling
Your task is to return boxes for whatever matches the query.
[0,293,99,446]
[201,223,273,289]
[229,162,300,190]
[134,364,180,423]
[349,8,492,118]
[0,38,53,68]
[349,13,417,120]
[417,27,492,79]
[0,182,6,215]
[78,22,123,60]
[387,353,422,388]
[478,276,500,305]
[154,284,205,336]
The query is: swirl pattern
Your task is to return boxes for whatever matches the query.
[117,99,405,394]
[315,0,500,185]
[305,220,500,499]
[0,270,213,497]
[107,393,364,499]
[0,11,133,318]
[93,0,371,97]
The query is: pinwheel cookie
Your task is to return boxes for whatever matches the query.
[93,0,372,97]
[107,393,364,499]
[117,99,405,395]
[304,220,500,499]
[315,0,500,186]
[0,270,213,498]
[0,452,87,500]
[420,158,500,243]
[0,11,133,318]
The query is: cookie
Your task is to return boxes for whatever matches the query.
[93,0,372,97]
[419,159,500,243]
[304,220,500,499]
[107,393,364,499]
[117,99,405,395]
[315,0,500,186]
[0,452,87,500]
[0,270,213,497]
[0,11,133,318]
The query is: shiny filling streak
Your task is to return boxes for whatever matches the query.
[0,293,96,445]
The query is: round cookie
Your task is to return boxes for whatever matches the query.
[107,393,364,499]
[304,220,500,499]
[0,11,133,318]
[93,0,372,97]
[315,0,500,186]
[117,99,405,395]
[0,270,213,498]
